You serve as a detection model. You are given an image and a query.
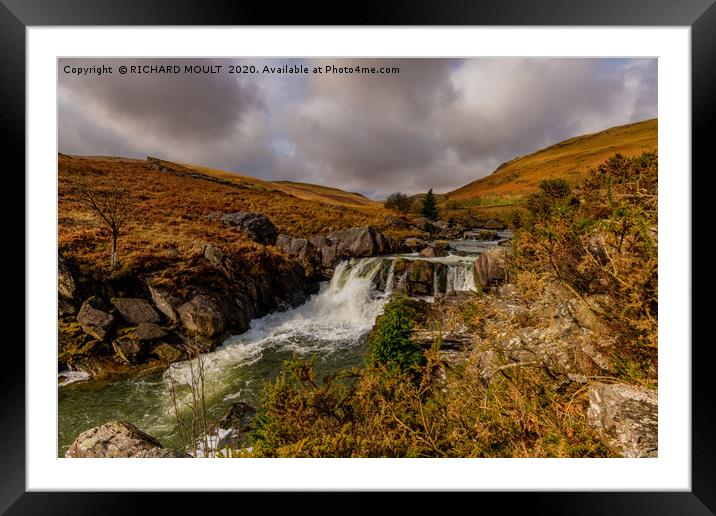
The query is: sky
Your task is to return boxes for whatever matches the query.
[58,58,657,199]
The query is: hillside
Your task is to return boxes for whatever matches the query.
[181,163,378,208]
[447,118,657,203]
[58,155,395,277]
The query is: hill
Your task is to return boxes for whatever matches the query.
[180,163,378,208]
[58,155,395,277]
[447,118,657,203]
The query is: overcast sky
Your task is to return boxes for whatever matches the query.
[59,58,657,199]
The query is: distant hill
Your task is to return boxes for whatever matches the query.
[182,164,378,208]
[447,119,657,203]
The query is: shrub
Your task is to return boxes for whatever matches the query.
[384,192,412,213]
[367,296,425,375]
[513,151,658,356]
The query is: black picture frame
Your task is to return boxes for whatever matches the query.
[3,0,713,513]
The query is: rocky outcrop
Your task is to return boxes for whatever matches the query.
[58,256,78,315]
[65,421,188,458]
[419,241,451,258]
[402,238,430,253]
[208,211,278,245]
[474,248,508,289]
[110,297,160,324]
[77,297,115,341]
[276,234,321,278]
[464,230,499,241]
[392,258,447,297]
[279,226,398,277]
[587,383,658,457]
[483,219,507,230]
[178,294,227,338]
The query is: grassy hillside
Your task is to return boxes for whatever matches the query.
[58,155,394,277]
[182,163,378,208]
[447,119,657,203]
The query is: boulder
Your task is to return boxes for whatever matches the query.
[383,216,411,229]
[110,297,161,324]
[307,227,398,274]
[276,234,321,275]
[65,421,188,458]
[329,226,396,257]
[136,322,168,341]
[393,259,447,296]
[208,211,278,245]
[178,294,226,337]
[587,383,658,457]
[473,248,507,289]
[483,219,507,230]
[77,297,115,341]
[402,238,430,253]
[419,246,448,258]
[58,256,77,301]
[146,283,180,322]
[112,337,142,364]
[153,342,186,363]
[464,230,499,241]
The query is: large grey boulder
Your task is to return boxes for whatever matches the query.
[208,211,278,245]
[587,383,658,457]
[147,283,180,322]
[110,297,161,324]
[136,322,168,341]
[77,297,115,341]
[65,421,188,458]
[306,227,398,274]
[276,234,321,275]
[474,248,507,289]
[178,294,226,337]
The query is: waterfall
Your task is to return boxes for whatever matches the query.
[384,261,395,295]
[446,264,476,292]
[166,257,389,387]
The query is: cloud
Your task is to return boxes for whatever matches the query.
[58,58,657,199]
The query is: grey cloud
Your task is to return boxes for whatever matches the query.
[58,58,657,199]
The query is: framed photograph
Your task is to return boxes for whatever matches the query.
[4,0,713,513]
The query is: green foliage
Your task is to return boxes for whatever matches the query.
[420,189,440,221]
[384,192,412,213]
[367,296,425,375]
[538,178,572,200]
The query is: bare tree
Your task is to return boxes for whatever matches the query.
[76,182,134,268]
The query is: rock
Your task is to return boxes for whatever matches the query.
[329,226,397,257]
[413,217,440,234]
[65,421,188,458]
[110,297,161,324]
[473,248,507,289]
[402,238,430,253]
[276,234,321,276]
[393,259,447,296]
[136,322,168,341]
[77,297,115,341]
[58,256,77,301]
[483,219,507,230]
[464,230,499,241]
[208,211,278,245]
[419,246,448,258]
[178,294,226,337]
[384,216,411,229]
[146,283,180,322]
[153,342,186,363]
[112,337,142,364]
[307,227,398,274]
[587,383,658,457]
[219,401,257,432]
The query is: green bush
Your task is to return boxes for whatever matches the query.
[367,296,425,374]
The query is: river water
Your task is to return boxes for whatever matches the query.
[58,239,505,456]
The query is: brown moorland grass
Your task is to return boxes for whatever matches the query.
[447,118,657,202]
[58,154,397,277]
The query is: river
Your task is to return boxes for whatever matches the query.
[58,237,507,456]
